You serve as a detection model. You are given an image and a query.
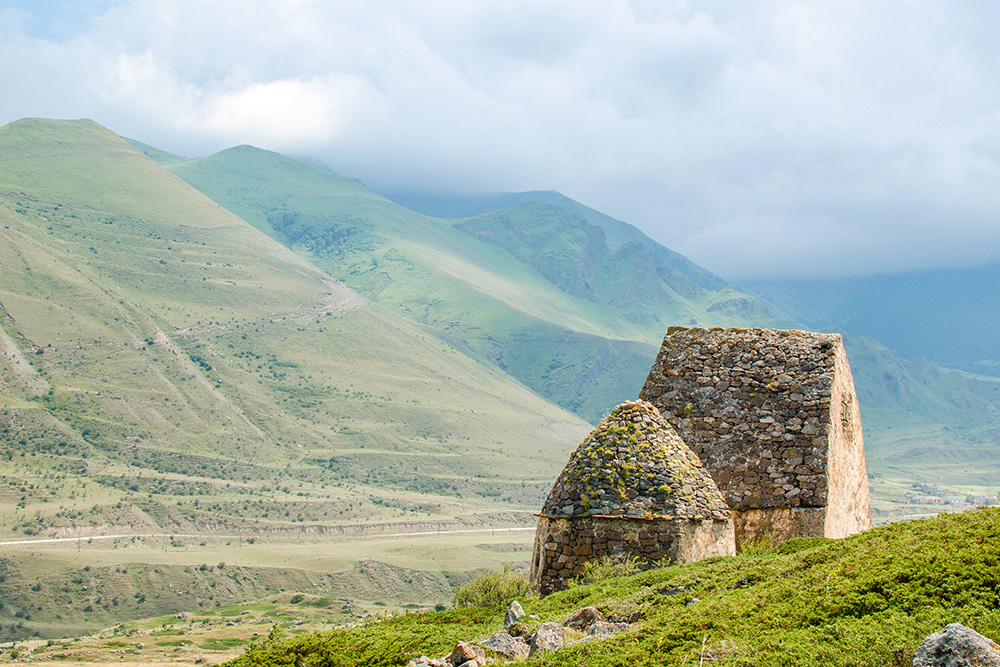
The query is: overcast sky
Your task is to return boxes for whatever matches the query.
[2,1,999,280]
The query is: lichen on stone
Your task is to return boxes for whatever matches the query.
[539,400,730,521]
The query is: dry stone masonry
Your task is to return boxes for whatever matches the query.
[530,400,734,594]
[639,327,870,546]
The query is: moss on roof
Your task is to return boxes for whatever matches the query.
[540,400,731,521]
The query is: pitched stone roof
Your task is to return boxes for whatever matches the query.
[540,400,731,521]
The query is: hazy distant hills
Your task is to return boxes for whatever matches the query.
[746,266,1000,378]
[841,333,1000,490]
[131,137,1000,498]
[138,142,788,422]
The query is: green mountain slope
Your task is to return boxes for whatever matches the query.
[0,118,595,637]
[148,144,787,422]
[383,188,727,290]
[142,140,1000,501]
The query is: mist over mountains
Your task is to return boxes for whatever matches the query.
[746,266,1000,378]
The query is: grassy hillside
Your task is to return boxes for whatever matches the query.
[0,118,591,638]
[382,189,728,290]
[149,144,787,422]
[221,507,1000,667]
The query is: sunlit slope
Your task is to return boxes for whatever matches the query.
[158,144,785,421]
[0,118,590,537]
[384,188,729,289]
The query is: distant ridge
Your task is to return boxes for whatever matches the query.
[382,189,726,290]
[747,264,1000,378]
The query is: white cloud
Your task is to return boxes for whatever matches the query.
[2,0,1000,279]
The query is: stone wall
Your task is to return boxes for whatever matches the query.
[530,514,734,595]
[639,327,870,543]
[823,340,871,537]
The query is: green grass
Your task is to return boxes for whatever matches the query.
[226,508,1000,667]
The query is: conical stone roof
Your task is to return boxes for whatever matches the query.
[540,400,731,521]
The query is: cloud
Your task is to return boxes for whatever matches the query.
[2,0,1000,279]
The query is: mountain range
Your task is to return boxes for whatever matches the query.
[0,117,997,639]
[745,266,1000,378]
[131,140,785,423]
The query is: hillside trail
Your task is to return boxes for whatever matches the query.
[0,525,535,547]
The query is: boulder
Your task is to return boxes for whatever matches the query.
[503,600,526,629]
[480,632,530,659]
[529,622,565,657]
[449,641,485,667]
[564,606,603,631]
[913,623,1000,667]
[588,621,634,637]
[406,658,449,667]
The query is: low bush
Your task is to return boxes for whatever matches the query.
[452,563,533,610]
[577,554,643,583]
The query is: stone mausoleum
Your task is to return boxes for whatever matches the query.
[531,327,872,594]
[639,327,870,546]
[530,400,734,595]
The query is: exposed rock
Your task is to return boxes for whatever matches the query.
[588,621,634,637]
[449,641,485,667]
[406,657,449,667]
[503,600,525,629]
[913,623,1000,667]
[564,606,603,631]
[529,622,565,657]
[480,632,529,660]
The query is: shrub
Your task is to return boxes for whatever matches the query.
[578,554,642,583]
[738,535,775,557]
[452,564,533,610]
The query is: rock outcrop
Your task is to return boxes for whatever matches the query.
[405,602,633,667]
[913,623,1000,667]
